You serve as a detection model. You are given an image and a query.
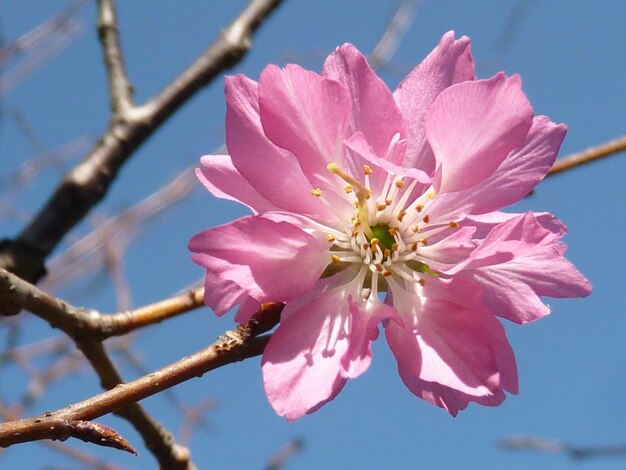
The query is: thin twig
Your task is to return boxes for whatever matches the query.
[0,328,273,449]
[368,0,420,70]
[0,0,284,283]
[97,0,134,116]
[499,436,626,460]
[41,166,198,293]
[0,268,204,339]
[547,134,626,177]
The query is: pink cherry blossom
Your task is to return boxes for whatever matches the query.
[189,32,592,420]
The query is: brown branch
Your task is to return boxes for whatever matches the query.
[499,436,626,460]
[547,134,626,177]
[99,287,205,338]
[41,166,198,293]
[0,270,208,468]
[97,0,134,116]
[0,268,204,340]
[368,0,420,70]
[0,0,284,283]
[267,438,304,470]
[0,328,272,450]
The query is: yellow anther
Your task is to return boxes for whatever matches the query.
[331,255,341,264]
[397,209,407,222]
[370,238,380,251]
[422,214,430,224]
[344,185,353,194]
[449,221,459,229]
[326,234,336,243]
[411,243,418,252]
[363,165,373,175]
[311,188,323,197]
[415,204,424,212]
[353,200,359,209]
[426,189,436,199]
[418,278,426,286]
[411,225,419,233]
[395,179,405,189]
[376,203,387,211]
[419,238,428,245]
[327,162,374,238]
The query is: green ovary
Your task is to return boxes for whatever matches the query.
[369,224,395,251]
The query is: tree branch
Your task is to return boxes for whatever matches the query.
[0,269,205,340]
[0,328,273,450]
[97,0,134,117]
[0,0,284,283]
[0,268,202,467]
[547,134,626,177]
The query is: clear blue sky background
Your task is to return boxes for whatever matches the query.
[1,1,625,469]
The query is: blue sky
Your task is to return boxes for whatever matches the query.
[1,1,625,469]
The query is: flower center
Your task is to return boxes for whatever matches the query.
[315,162,454,299]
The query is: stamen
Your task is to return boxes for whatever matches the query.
[370,272,379,298]
[395,179,405,189]
[326,234,336,243]
[311,188,323,197]
[415,204,424,212]
[344,185,353,194]
[418,278,426,286]
[397,209,407,222]
[422,215,430,224]
[327,162,374,238]
[388,227,399,236]
[363,165,373,175]
[331,255,341,263]
[449,221,459,229]
[419,238,428,245]
[411,225,419,233]
[411,243,418,252]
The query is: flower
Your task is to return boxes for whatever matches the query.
[189,32,592,420]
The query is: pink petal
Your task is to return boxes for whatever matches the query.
[425,73,533,193]
[424,116,566,221]
[393,31,475,171]
[343,132,430,196]
[189,216,328,304]
[323,44,405,159]
[457,213,592,323]
[259,64,351,189]
[343,297,400,378]
[196,154,275,214]
[386,278,517,414]
[262,282,355,420]
[398,375,506,416]
[225,75,337,224]
[199,270,249,317]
